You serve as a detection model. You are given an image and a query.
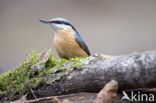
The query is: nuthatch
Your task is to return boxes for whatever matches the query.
[39,18,90,59]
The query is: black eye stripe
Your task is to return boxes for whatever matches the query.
[55,21,61,24]
[50,20,71,26]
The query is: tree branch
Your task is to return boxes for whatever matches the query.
[27,51,156,99]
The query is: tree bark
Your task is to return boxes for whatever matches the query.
[28,51,156,99]
[14,80,118,103]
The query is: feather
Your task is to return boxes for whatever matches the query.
[73,31,91,56]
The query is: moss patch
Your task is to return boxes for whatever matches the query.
[0,50,85,102]
[66,61,84,73]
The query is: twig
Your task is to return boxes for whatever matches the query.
[26,81,37,100]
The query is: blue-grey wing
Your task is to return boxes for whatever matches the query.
[74,32,91,56]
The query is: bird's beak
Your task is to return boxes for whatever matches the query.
[39,19,50,24]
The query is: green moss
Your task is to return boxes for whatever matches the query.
[0,50,86,101]
[0,51,40,99]
[72,61,84,69]
[66,58,85,73]
[0,90,4,96]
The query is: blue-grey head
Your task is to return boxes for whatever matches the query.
[39,17,75,31]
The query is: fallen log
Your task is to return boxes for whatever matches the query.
[27,51,156,99]
[13,80,156,103]
[14,80,118,103]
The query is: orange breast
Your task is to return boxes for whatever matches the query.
[53,29,88,59]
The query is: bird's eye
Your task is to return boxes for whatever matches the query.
[55,21,61,24]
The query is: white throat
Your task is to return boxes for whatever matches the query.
[49,23,72,31]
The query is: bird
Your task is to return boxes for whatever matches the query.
[39,17,90,59]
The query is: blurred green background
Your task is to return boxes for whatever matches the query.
[0,0,156,73]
